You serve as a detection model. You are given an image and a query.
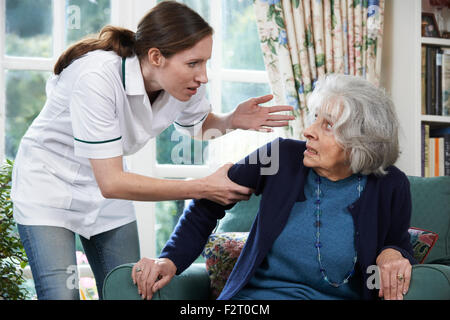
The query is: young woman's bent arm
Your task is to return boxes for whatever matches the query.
[89,156,253,206]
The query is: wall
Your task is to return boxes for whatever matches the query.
[380,0,421,176]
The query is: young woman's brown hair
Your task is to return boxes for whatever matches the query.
[54,1,213,75]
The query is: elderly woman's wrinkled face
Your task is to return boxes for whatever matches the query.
[303,110,352,181]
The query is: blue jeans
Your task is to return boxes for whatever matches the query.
[17,221,140,300]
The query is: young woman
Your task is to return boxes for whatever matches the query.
[11,1,294,300]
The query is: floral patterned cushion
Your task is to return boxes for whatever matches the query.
[201,232,248,299]
[408,227,439,264]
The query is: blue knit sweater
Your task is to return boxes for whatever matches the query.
[159,138,417,300]
[233,170,367,300]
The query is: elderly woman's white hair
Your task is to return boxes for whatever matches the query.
[306,74,400,176]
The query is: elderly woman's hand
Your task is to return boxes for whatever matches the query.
[376,248,412,300]
[131,257,177,300]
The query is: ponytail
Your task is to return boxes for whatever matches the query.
[53,26,135,75]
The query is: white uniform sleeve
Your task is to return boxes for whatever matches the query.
[70,71,123,159]
[173,85,211,136]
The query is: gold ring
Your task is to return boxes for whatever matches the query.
[397,274,404,281]
[136,267,142,273]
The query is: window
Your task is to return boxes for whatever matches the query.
[1,0,276,298]
[152,0,277,257]
[1,0,115,299]
[2,0,112,160]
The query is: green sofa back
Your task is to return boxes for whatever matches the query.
[407,176,450,263]
[217,176,450,264]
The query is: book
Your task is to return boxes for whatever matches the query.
[442,50,450,116]
[438,137,444,176]
[429,137,435,176]
[421,46,427,115]
[431,47,437,115]
[430,126,450,136]
[421,124,425,177]
[444,134,450,176]
[426,46,434,115]
[436,49,443,116]
[430,127,450,176]
[424,124,430,177]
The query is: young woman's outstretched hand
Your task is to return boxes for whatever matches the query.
[231,94,295,132]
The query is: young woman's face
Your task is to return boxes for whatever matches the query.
[157,35,212,101]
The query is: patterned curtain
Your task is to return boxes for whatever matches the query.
[253,0,385,138]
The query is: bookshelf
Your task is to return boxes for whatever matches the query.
[421,37,450,47]
[421,114,450,123]
[381,0,449,177]
[420,32,450,176]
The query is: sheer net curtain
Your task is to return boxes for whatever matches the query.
[253,0,385,139]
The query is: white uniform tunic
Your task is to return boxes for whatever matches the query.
[11,50,211,239]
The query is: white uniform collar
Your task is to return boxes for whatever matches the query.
[124,55,147,96]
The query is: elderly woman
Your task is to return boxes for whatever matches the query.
[132,74,417,300]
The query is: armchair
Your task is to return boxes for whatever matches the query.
[103,176,450,300]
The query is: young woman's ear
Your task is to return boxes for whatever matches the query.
[147,48,165,67]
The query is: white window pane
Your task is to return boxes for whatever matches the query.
[221,81,272,113]
[210,128,280,166]
[22,278,37,300]
[65,0,111,46]
[155,199,185,255]
[5,0,53,58]
[5,70,51,159]
[180,0,210,22]
[155,199,205,263]
[207,81,277,165]
[222,0,265,71]
[156,84,210,165]
[156,125,209,165]
[157,0,210,21]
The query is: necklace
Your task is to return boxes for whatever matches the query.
[314,173,362,288]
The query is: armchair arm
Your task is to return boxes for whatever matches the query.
[154,263,210,300]
[102,263,139,300]
[102,263,210,300]
[404,264,450,300]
